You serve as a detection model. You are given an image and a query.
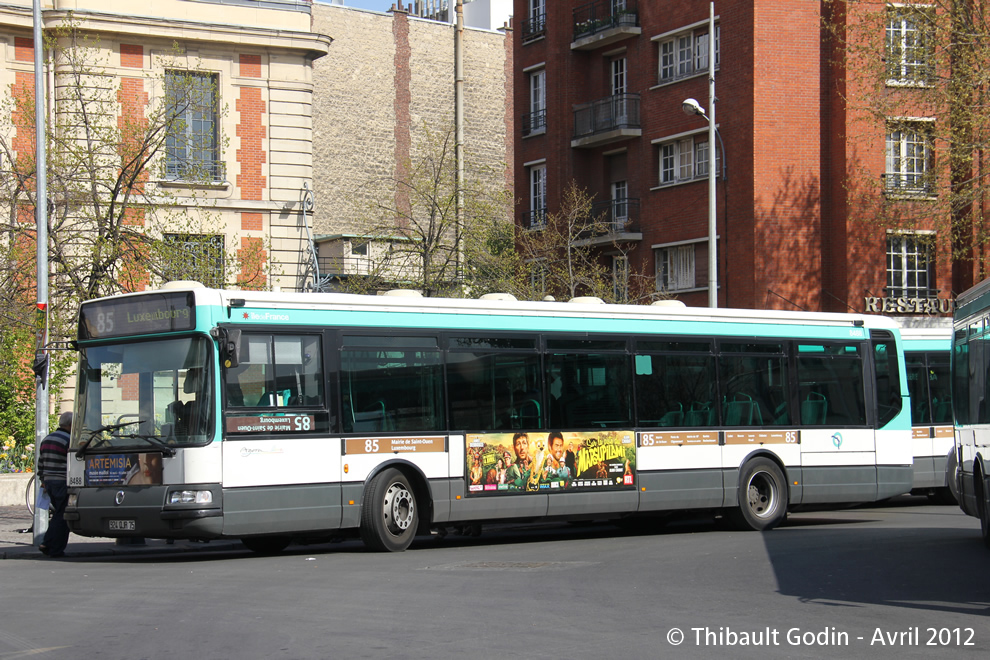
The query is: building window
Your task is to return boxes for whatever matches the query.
[611,181,628,227]
[163,233,225,288]
[886,6,933,85]
[613,255,629,302]
[527,164,547,229]
[164,71,222,182]
[523,0,546,41]
[885,121,933,195]
[657,135,712,186]
[656,244,695,291]
[524,69,546,136]
[657,24,719,85]
[695,140,709,177]
[887,233,934,298]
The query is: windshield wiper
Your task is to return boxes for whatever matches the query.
[114,432,177,457]
[75,420,175,458]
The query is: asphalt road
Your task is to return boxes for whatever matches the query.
[1,497,987,660]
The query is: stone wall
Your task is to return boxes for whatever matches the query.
[311,4,512,241]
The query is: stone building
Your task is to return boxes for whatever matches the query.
[309,1,512,289]
[0,0,330,293]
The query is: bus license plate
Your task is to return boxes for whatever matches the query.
[109,519,135,532]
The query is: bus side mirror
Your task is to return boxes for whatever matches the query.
[215,328,241,369]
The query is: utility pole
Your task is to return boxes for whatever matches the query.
[32,0,50,545]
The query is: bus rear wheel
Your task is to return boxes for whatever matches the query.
[361,468,419,552]
[729,457,788,531]
[976,467,990,550]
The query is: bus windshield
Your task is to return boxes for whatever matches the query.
[72,336,214,451]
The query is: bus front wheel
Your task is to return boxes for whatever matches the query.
[729,457,788,531]
[361,468,419,552]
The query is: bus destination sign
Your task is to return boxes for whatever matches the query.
[226,414,317,434]
[79,292,195,339]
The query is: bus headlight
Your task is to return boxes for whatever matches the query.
[67,493,78,508]
[168,490,213,505]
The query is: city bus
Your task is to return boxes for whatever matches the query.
[951,278,990,548]
[898,320,955,503]
[63,282,912,553]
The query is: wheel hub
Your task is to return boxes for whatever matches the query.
[384,482,415,532]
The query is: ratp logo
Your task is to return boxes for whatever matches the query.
[831,432,843,449]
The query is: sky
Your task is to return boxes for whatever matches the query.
[316,0,401,13]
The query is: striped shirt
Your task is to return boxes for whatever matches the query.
[38,428,70,481]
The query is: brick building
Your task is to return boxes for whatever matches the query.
[310,1,512,289]
[513,0,964,316]
[0,0,330,293]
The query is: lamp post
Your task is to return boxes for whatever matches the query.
[682,2,717,308]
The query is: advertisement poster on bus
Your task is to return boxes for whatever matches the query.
[465,430,636,495]
[84,453,163,486]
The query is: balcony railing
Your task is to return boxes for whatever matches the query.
[522,109,547,137]
[522,208,548,231]
[591,197,640,233]
[573,0,639,41]
[883,172,935,197]
[573,93,640,141]
[164,158,226,183]
[522,12,547,43]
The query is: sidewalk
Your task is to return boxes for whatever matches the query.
[0,506,242,559]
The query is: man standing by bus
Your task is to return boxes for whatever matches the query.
[38,412,73,558]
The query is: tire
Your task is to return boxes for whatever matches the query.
[241,536,292,555]
[25,473,36,516]
[360,468,419,552]
[976,468,990,550]
[728,457,788,531]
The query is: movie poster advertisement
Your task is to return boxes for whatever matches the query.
[85,453,164,486]
[465,430,636,495]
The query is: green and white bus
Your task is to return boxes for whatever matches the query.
[899,320,955,503]
[951,278,990,548]
[64,282,912,552]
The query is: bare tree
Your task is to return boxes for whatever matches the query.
[339,122,514,297]
[515,180,658,303]
[824,0,990,280]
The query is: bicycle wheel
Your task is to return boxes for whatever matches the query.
[25,473,36,516]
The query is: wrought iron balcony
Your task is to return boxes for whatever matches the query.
[882,172,935,197]
[572,0,640,50]
[522,12,547,43]
[522,109,547,137]
[591,197,640,234]
[571,93,641,148]
[521,208,548,231]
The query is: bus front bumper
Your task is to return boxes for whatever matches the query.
[64,484,224,540]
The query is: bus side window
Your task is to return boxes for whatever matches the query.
[872,333,903,427]
[224,334,324,408]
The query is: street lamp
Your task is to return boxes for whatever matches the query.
[683,93,717,309]
[681,2,718,308]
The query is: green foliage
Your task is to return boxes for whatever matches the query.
[0,324,38,472]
